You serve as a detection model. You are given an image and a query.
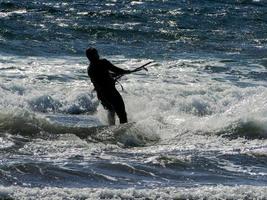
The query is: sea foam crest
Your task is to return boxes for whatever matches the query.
[1,185,267,200]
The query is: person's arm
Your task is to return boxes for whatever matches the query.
[104,59,130,75]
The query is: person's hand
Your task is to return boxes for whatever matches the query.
[124,70,131,74]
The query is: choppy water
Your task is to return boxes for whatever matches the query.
[0,0,267,199]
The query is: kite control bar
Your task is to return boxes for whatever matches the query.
[114,61,153,81]
[129,61,152,73]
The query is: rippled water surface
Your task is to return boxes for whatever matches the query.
[0,0,267,199]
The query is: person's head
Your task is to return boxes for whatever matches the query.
[86,47,99,62]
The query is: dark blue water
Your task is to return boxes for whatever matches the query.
[0,0,267,199]
[1,0,267,59]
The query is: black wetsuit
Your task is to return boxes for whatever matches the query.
[87,59,127,123]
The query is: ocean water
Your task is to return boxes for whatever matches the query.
[0,0,267,199]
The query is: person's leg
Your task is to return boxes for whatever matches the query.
[97,91,116,125]
[117,105,127,124]
[101,88,127,124]
[112,90,128,124]
[107,110,115,125]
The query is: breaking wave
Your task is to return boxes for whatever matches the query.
[0,108,159,147]
[1,185,267,200]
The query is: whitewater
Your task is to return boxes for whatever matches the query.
[0,0,267,199]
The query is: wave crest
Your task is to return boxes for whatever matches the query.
[219,119,267,139]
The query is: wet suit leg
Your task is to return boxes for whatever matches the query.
[107,110,115,125]
[110,89,128,124]
[98,88,127,124]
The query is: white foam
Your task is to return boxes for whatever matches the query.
[0,55,266,152]
[1,185,266,200]
[0,136,14,149]
[0,9,27,18]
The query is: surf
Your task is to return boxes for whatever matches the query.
[0,109,159,147]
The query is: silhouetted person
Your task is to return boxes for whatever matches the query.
[86,48,130,125]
